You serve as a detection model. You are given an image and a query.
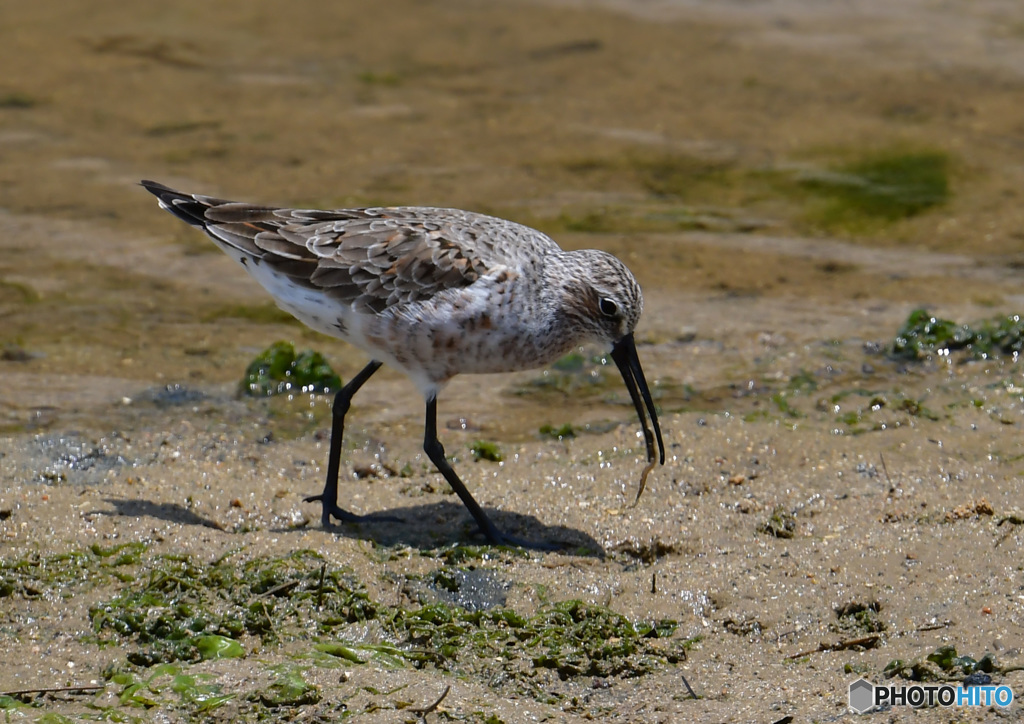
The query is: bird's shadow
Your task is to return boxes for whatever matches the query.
[100,497,605,557]
[100,498,222,529]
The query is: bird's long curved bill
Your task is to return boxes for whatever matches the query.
[610,333,665,505]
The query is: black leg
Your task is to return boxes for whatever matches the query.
[422,396,557,549]
[304,360,389,526]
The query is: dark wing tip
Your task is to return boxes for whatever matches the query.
[140,179,212,228]
[139,179,185,203]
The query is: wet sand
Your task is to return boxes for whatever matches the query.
[2,0,1024,720]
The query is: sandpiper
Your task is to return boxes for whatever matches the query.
[141,180,664,546]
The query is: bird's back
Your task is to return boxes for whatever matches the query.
[142,180,558,311]
[142,181,572,392]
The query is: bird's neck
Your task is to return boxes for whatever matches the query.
[535,252,599,356]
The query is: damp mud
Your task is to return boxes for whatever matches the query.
[2,1,1024,721]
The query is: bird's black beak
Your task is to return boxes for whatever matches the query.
[610,332,665,504]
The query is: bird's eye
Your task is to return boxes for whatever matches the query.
[598,297,618,317]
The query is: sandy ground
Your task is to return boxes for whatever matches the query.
[2,0,1024,721]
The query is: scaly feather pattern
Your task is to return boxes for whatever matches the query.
[143,180,557,314]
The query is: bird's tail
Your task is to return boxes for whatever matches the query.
[139,179,222,228]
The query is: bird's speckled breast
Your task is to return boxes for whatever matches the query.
[356,266,578,391]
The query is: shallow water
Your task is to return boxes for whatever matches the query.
[2,0,1024,721]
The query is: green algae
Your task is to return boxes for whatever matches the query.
[76,548,685,713]
[470,440,503,462]
[830,388,941,434]
[0,278,40,304]
[833,601,886,636]
[240,341,343,397]
[3,539,686,718]
[761,506,796,539]
[90,550,378,665]
[893,309,1024,361]
[357,70,403,86]
[771,392,803,419]
[259,669,320,707]
[883,645,1016,683]
[542,205,739,235]
[382,597,681,683]
[530,148,951,237]
[0,91,38,109]
[513,351,619,402]
[114,664,234,712]
[539,422,576,440]
[196,634,245,660]
[556,152,738,211]
[34,715,73,724]
[796,150,949,232]
[1,545,145,598]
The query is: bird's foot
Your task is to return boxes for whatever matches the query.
[303,494,402,527]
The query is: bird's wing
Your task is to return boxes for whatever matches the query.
[142,180,552,313]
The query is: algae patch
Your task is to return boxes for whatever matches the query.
[114,664,234,713]
[513,351,619,402]
[539,422,576,440]
[79,548,686,714]
[526,147,951,238]
[240,341,343,397]
[883,644,1017,684]
[470,440,503,462]
[90,549,377,665]
[892,309,1024,361]
[795,150,949,232]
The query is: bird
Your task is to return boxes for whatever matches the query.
[141,180,664,547]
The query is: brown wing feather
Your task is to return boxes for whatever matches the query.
[141,181,492,313]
